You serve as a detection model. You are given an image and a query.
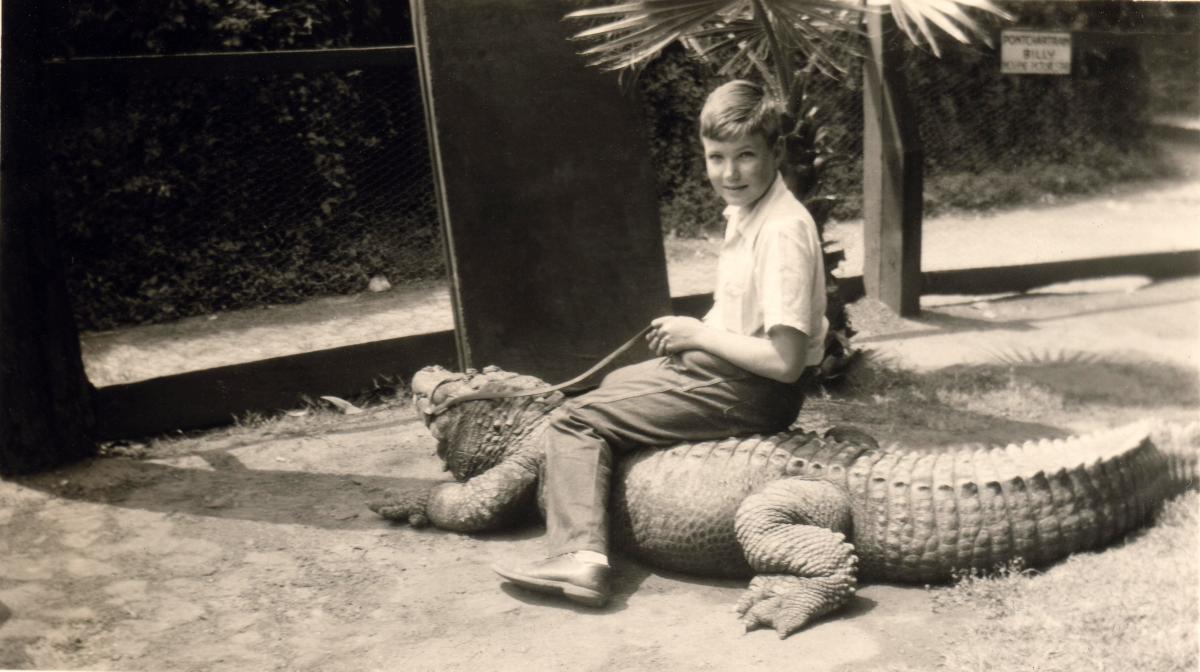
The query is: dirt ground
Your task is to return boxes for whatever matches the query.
[2,277,1198,671]
[2,143,1199,670]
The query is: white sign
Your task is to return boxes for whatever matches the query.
[1001,30,1072,75]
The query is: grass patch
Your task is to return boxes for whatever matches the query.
[927,492,1199,672]
[819,352,1075,424]
[829,352,1200,417]
[807,352,1200,452]
[934,374,1066,422]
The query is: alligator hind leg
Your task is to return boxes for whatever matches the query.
[734,478,858,637]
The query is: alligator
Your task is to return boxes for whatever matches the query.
[370,364,1199,637]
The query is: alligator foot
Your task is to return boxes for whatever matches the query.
[735,574,854,638]
[367,488,432,527]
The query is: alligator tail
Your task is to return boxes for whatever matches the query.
[1149,420,1200,496]
[854,421,1194,582]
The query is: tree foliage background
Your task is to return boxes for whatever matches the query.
[45,1,1198,330]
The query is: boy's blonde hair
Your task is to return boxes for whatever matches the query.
[699,80,782,146]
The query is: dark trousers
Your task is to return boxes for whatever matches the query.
[543,349,804,556]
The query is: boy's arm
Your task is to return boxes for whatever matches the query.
[647,316,808,383]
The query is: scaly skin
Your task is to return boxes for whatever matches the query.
[370,365,1199,637]
[369,366,564,531]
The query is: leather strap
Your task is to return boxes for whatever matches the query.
[426,325,653,417]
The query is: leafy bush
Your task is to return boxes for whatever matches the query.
[634,46,726,238]
[55,0,408,55]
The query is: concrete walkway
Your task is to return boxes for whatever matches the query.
[828,141,1200,372]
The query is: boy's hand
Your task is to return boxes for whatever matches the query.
[647,316,704,356]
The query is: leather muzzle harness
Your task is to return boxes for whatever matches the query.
[425,325,653,417]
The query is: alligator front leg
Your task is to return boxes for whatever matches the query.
[733,478,858,637]
[370,451,539,532]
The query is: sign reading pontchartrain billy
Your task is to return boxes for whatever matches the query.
[1001,29,1072,75]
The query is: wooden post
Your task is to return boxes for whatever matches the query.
[863,11,923,316]
[1,0,96,475]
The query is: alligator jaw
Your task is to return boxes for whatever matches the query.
[411,366,465,430]
[411,365,461,401]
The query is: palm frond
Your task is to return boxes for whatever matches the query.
[888,0,1011,55]
[768,4,863,76]
[565,0,723,20]
[570,1,728,39]
[566,0,742,71]
[759,0,865,16]
[685,6,858,83]
[684,18,762,72]
[578,7,713,57]
[566,0,1011,81]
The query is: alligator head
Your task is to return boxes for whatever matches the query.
[410,365,566,480]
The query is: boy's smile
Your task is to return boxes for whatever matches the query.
[701,133,781,209]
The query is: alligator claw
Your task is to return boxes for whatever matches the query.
[735,574,847,638]
[367,488,432,527]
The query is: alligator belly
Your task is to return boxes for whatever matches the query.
[611,441,782,578]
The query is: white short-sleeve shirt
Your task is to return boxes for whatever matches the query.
[703,173,828,367]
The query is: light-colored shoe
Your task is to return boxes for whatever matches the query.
[492,554,610,608]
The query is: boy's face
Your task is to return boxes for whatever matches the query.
[701,132,781,209]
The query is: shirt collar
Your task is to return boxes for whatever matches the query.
[723,172,785,243]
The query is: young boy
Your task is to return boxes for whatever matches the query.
[492,79,828,607]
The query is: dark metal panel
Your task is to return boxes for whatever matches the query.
[412,0,671,383]
[92,331,456,440]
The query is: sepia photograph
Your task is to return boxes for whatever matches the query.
[1,0,1197,670]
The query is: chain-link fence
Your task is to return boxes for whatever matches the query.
[48,65,440,331]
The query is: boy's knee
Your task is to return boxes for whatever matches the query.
[548,405,590,437]
[546,405,608,451]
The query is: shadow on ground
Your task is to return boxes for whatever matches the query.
[855,291,1198,346]
[16,455,436,531]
